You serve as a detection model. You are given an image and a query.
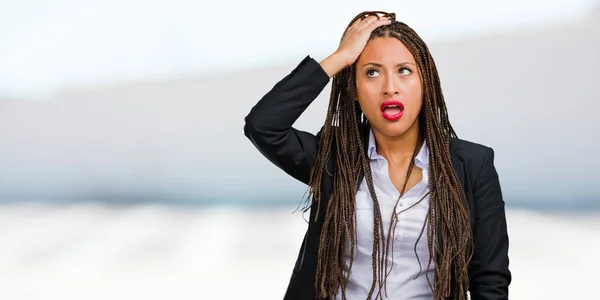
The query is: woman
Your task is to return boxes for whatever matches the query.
[244,11,511,300]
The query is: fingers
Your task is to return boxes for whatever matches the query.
[343,14,392,39]
[349,15,375,30]
[349,17,364,28]
[349,15,378,29]
[368,15,392,29]
[359,15,391,31]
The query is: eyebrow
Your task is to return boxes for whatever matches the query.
[362,62,416,67]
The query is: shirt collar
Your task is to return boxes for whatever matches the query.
[367,129,429,167]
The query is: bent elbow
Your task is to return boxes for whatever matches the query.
[243,113,260,141]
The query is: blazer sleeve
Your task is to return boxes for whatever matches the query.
[469,148,512,299]
[243,55,330,185]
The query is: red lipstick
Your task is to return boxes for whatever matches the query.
[380,100,404,121]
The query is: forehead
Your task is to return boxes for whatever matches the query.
[357,37,416,64]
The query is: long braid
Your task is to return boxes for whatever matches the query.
[305,11,473,300]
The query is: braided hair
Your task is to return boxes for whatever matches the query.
[304,11,474,300]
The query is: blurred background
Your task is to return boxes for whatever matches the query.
[1,0,599,299]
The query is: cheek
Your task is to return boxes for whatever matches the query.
[356,97,374,116]
[404,80,423,111]
[355,84,380,111]
[406,77,423,96]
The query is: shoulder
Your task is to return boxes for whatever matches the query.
[450,137,493,160]
[449,137,496,178]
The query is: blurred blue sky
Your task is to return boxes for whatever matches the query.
[1,0,597,98]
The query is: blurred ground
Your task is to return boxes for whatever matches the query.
[0,204,598,299]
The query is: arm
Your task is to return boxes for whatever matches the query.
[469,148,512,299]
[243,16,391,185]
[243,55,331,184]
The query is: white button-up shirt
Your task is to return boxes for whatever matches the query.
[338,129,434,300]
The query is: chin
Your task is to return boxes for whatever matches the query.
[372,119,414,137]
[374,121,409,136]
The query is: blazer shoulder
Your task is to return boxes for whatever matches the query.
[450,137,493,158]
[450,137,495,176]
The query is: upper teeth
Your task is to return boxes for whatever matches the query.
[387,105,398,108]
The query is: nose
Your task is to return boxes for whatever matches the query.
[383,75,399,96]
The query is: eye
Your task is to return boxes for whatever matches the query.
[366,68,380,78]
[399,67,412,75]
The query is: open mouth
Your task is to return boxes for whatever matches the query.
[380,100,404,121]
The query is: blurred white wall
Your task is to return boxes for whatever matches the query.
[0,1,598,208]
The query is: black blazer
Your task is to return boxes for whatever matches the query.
[244,56,511,299]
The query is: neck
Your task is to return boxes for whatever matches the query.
[372,121,420,166]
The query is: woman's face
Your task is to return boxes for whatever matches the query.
[355,37,422,138]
